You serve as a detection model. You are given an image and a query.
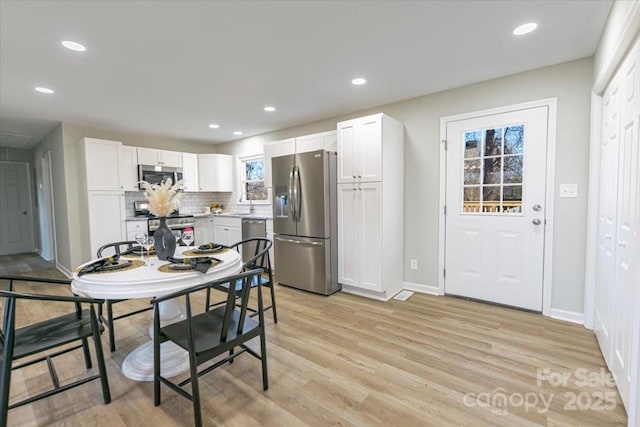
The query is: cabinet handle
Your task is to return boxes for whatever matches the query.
[358,188,362,191]
[358,175,362,178]
[352,175,356,178]
[352,188,357,191]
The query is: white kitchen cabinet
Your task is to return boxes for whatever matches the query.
[337,113,402,183]
[212,217,241,246]
[195,216,214,245]
[263,138,295,188]
[338,182,383,292]
[82,138,122,191]
[119,145,139,191]
[198,154,233,192]
[182,152,199,192]
[295,130,337,154]
[87,191,126,257]
[126,220,148,241]
[137,147,183,168]
[336,113,404,299]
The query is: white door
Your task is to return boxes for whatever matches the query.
[0,162,34,255]
[359,182,382,291]
[445,106,549,311]
[337,183,359,287]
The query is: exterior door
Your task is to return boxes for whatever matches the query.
[0,162,34,255]
[445,106,549,311]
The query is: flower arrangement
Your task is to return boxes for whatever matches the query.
[139,179,183,217]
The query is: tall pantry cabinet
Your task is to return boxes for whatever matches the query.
[78,138,128,260]
[337,113,404,299]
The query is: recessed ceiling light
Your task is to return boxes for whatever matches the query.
[233,131,243,136]
[264,106,276,112]
[513,22,538,36]
[61,40,86,51]
[352,77,367,85]
[35,87,54,94]
[208,124,220,129]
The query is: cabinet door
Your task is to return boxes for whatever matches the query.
[358,182,382,291]
[213,224,229,246]
[337,121,359,183]
[182,153,199,192]
[358,116,383,182]
[295,133,323,154]
[87,191,125,258]
[322,131,337,152]
[198,154,216,191]
[264,138,295,188]
[137,147,160,165]
[84,138,122,191]
[118,145,138,191]
[195,217,214,245]
[337,183,359,287]
[213,154,233,192]
[161,150,183,168]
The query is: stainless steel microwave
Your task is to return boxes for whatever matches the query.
[138,165,183,189]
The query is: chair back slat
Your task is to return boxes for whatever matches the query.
[96,241,138,258]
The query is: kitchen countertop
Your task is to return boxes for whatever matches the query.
[191,212,272,220]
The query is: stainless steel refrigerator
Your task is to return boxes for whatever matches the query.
[272,150,340,295]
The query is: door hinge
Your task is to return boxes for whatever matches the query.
[441,139,448,151]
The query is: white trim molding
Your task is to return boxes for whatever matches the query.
[402,281,441,296]
[439,98,558,317]
[56,263,73,279]
[549,308,585,325]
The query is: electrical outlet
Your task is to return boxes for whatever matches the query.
[410,259,418,270]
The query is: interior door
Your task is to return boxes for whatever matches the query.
[445,106,549,311]
[0,162,34,255]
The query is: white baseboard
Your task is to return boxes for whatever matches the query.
[550,308,585,325]
[341,285,390,301]
[56,263,73,279]
[402,281,442,296]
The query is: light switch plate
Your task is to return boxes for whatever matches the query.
[559,183,578,198]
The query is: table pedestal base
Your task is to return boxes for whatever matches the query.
[122,298,188,381]
[122,341,189,381]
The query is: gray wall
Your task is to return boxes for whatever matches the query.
[217,57,593,314]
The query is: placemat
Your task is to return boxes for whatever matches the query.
[181,248,229,257]
[76,259,145,275]
[157,258,221,273]
[122,251,156,259]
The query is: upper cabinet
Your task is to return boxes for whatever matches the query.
[118,145,138,191]
[263,131,337,188]
[137,147,182,168]
[182,152,199,192]
[338,114,399,183]
[198,154,233,192]
[83,138,122,191]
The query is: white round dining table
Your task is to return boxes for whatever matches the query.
[71,248,242,381]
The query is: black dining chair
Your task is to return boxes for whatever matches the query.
[152,267,268,427]
[97,240,153,352]
[205,238,277,323]
[0,276,111,427]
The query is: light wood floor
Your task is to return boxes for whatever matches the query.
[0,253,628,426]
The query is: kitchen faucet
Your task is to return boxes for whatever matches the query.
[239,193,255,214]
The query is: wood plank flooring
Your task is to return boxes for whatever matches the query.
[0,253,628,426]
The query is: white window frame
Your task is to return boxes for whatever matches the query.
[236,154,270,205]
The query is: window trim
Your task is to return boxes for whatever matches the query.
[236,154,270,205]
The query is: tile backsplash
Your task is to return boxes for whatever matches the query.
[125,191,272,217]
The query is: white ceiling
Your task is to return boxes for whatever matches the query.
[0,0,612,149]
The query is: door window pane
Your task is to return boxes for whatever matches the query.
[464,159,481,184]
[461,123,525,214]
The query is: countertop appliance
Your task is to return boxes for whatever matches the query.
[138,165,183,189]
[241,218,266,263]
[272,150,340,295]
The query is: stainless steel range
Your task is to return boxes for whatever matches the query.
[133,201,195,245]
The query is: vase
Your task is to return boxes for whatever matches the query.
[154,217,176,260]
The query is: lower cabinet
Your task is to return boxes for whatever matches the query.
[212,217,242,246]
[195,217,214,245]
[126,220,148,242]
[87,191,126,258]
[337,182,382,292]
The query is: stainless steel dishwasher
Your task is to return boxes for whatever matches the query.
[241,218,266,262]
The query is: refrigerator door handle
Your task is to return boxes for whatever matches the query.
[294,165,301,222]
[275,236,324,246]
[288,165,296,220]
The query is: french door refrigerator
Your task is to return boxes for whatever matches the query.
[272,150,340,295]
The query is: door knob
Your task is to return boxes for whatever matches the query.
[533,204,542,211]
[532,218,541,225]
